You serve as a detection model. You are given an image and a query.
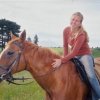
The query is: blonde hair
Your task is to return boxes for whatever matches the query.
[72,12,89,42]
[78,26,89,42]
[72,12,84,23]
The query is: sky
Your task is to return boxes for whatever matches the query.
[0,0,100,47]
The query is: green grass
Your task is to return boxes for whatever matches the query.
[92,48,100,58]
[0,71,45,100]
[51,47,100,58]
[50,47,63,55]
[0,47,100,100]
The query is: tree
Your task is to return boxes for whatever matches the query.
[33,34,38,45]
[0,19,21,50]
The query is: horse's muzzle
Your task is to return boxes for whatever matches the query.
[0,73,10,83]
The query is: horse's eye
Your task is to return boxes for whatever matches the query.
[7,51,14,55]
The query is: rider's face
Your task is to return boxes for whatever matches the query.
[70,15,82,29]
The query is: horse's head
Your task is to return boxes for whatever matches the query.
[0,30,26,82]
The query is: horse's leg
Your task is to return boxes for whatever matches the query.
[45,92,52,100]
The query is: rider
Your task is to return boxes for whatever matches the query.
[52,12,100,100]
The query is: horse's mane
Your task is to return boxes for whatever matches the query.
[8,39,60,64]
[24,41,61,63]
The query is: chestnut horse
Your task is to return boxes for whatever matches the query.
[0,30,88,100]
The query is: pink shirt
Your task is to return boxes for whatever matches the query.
[61,27,91,63]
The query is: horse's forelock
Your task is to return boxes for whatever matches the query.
[8,38,19,45]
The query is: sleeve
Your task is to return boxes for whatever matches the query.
[63,27,69,57]
[61,34,85,63]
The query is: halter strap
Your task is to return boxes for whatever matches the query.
[0,42,33,85]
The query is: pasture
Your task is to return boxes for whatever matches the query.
[0,47,100,100]
[0,71,45,100]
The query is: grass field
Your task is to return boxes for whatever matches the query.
[0,71,45,100]
[92,48,100,58]
[0,47,100,100]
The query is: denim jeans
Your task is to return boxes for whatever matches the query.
[76,54,100,100]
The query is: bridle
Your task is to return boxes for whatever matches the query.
[0,42,33,85]
[0,49,21,78]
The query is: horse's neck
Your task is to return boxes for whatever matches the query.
[25,45,57,77]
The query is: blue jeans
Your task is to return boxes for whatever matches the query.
[76,54,100,100]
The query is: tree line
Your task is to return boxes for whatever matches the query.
[0,19,38,50]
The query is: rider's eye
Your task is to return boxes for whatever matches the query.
[7,51,14,55]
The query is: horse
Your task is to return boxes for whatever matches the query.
[0,30,89,100]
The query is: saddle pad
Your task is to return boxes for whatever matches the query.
[71,58,91,88]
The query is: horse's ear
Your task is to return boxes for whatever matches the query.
[20,30,26,42]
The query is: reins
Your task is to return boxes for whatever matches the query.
[6,76,33,85]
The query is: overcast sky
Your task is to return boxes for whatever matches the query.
[0,0,100,47]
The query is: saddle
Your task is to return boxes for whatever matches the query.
[71,58,100,100]
[71,58,91,87]
[71,58,100,86]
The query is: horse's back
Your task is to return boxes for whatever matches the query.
[52,61,88,100]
